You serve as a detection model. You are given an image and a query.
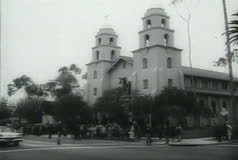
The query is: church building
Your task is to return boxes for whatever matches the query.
[85,8,238,125]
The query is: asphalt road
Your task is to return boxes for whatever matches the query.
[0,140,238,160]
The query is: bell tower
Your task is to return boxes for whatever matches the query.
[139,8,174,48]
[132,8,183,95]
[87,28,121,105]
[91,28,121,62]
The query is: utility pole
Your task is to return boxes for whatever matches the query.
[222,0,236,124]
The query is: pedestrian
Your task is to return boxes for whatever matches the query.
[176,124,183,142]
[128,125,135,140]
[57,123,63,145]
[63,127,67,138]
[165,120,170,144]
[226,122,232,140]
[145,124,152,146]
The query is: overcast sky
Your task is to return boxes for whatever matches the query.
[1,0,238,98]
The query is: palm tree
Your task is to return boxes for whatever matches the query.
[228,12,238,45]
[222,0,236,124]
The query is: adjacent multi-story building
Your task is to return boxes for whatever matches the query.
[85,8,238,125]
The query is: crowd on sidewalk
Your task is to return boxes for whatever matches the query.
[10,120,233,145]
[16,121,185,144]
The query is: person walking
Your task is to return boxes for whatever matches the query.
[165,120,170,145]
[57,123,63,145]
[226,122,232,140]
[145,124,152,146]
[176,124,183,142]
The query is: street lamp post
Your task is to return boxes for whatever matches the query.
[119,78,133,123]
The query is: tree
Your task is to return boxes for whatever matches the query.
[132,94,153,127]
[153,87,212,126]
[44,64,81,99]
[8,75,47,98]
[15,97,44,124]
[8,75,33,96]
[0,98,12,120]
[54,95,91,125]
[214,1,237,124]
[94,88,128,126]
[228,12,238,45]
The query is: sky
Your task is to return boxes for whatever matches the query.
[1,0,238,99]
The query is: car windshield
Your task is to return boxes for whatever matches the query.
[0,126,16,132]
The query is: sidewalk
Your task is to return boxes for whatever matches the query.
[23,135,230,146]
[167,137,229,146]
[23,135,144,145]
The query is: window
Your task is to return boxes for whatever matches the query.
[96,51,100,60]
[168,79,173,87]
[122,61,126,69]
[142,58,148,69]
[221,81,228,90]
[109,37,114,45]
[146,19,151,29]
[143,79,149,89]
[161,19,166,27]
[164,34,169,46]
[98,38,102,45]
[111,50,116,61]
[211,101,216,113]
[167,57,172,68]
[184,77,192,88]
[212,81,218,89]
[201,79,208,89]
[93,71,97,79]
[93,88,97,96]
[145,34,150,46]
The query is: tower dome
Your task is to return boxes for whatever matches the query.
[98,28,116,35]
[145,8,167,17]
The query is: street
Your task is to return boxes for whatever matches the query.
[0,140,238,160]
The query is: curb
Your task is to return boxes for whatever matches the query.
[169,141,229,147]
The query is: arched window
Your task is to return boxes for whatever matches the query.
[142,58,148,69]
[93,71,97,79]
[109,37,114,45]
[161,19,166,27]
[98,38,102,45]
[146,19,151,29]
[211,101,216,113]
[145,34,150,46]
[164,33,169,46]
[167,57,172,68]
[96,51,100,60]
[111,50,116,61]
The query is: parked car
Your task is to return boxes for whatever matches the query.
[0,126,23,146]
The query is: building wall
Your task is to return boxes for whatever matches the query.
[109,61,133,89]
[87,61,112,105]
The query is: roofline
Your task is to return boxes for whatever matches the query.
[132,44,182,53]
[105,56,133,73]
[92,45,121,49]
[185,88,238,96]
[139,26,174,33]
[142,13,169,20]
[95,33,118,37]
[120,56,133,64]
[86,60,113,65]
[182,66,238,82]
